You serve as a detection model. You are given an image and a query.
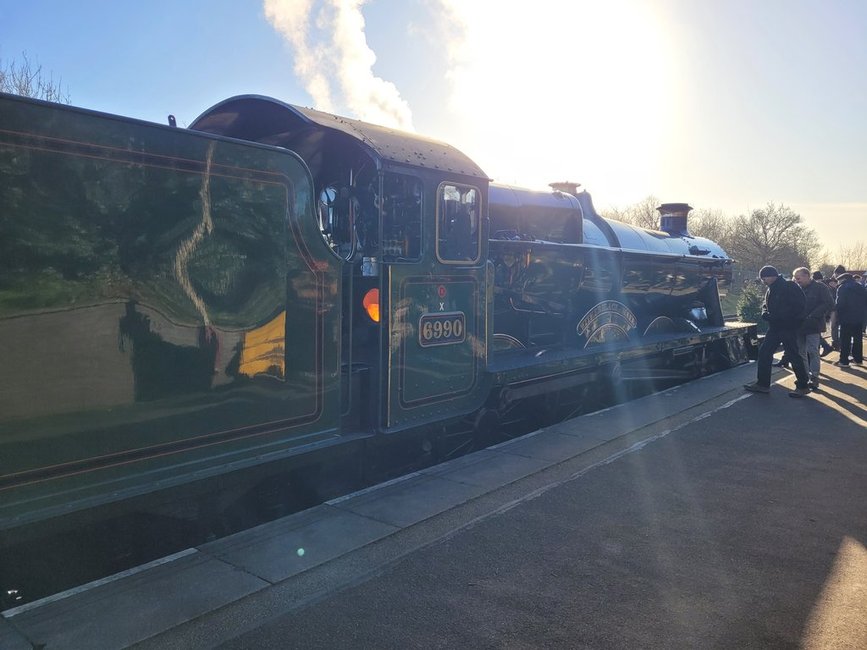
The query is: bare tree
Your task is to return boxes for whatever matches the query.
[603,199,736,245]
[835,241,867,270]
[729,203,821,272]
[601,196,830,283]
[601,195,661,230]
[0,52,69,103]
[601,205,628,224]
[690,208,733,249]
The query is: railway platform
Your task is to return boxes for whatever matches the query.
[2,357,866,649]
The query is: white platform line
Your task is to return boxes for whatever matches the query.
[325,471,422,506]
[2,548,198,618]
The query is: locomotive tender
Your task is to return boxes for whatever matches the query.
[0,93,755,547]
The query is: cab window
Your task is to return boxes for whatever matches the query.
[437,183,480,263]
[318,171,421,263]
[381,172,422,262]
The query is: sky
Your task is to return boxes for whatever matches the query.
[2,0,865,256]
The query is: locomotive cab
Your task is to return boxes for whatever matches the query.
[192,96,493,434]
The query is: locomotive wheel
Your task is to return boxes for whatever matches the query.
[435,407,501,462]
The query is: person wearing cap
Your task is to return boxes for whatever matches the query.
[744,265,811,397]
[833,272,867,367]
[792,267,834,389]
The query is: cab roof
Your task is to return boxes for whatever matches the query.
[191,95,489,179]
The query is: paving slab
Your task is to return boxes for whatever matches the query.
[420,449,551,489]
[0,617,30,650]
[203,504,399,583]
[329,473,489,528]
[7,550,267,649]
[496,429,615,463]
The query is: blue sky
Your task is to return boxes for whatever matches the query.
[2,0,865,255]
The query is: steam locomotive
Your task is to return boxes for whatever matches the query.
[0,93,755,559]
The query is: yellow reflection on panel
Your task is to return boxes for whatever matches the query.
[803,536,867,648]
[239,311,286,379]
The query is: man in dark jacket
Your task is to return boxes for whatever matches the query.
[826,276,841,349]
[834,273,867,366]
[745,265,810,397]
[793,267,834,389]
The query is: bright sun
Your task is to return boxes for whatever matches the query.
[436,0,675,203]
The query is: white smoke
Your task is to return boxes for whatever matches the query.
[264,0,414,131]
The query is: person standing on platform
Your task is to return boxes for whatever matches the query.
[855,275,867,337]
[833,273,867,367]
[826,276,841,350]
[745,265,810,397]
[811,271,834,357]
[793,267,834,390]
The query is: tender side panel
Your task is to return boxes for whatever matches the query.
[0,97,340,528]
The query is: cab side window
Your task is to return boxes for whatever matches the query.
[381,172,422,262]
[437,183,480,263]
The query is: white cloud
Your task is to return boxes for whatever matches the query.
[264,0,414,130]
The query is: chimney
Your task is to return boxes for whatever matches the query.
[549,181,581,195]
[657,202,693,237]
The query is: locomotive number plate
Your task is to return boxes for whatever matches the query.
[419,311,466,347]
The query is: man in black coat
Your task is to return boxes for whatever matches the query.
[834,273,867,366]
[745,265,811,397]
[826,276,841,349]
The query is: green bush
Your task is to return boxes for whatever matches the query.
[738,282,767,333]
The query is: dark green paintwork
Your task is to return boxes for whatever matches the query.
[0,95,341,527]
[388,270,486,419]
[383,173,491,431]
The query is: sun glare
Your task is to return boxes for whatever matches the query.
[436,0,675,201]
[803,536,867,648]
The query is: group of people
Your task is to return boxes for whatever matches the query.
[745,264,867,398]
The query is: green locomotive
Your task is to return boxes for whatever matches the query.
[0,93,755,574]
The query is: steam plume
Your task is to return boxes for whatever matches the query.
[264,0,414,130]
